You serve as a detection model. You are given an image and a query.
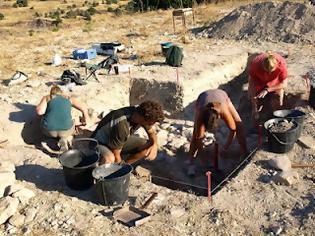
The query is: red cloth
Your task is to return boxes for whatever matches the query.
[249,53,288,92]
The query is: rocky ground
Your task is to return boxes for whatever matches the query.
[0,0,314,235]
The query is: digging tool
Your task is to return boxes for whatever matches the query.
[291,163,315,169]
[113,192,158,227]
[140,192,158,210]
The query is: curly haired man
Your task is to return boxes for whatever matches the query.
[92,100,165,165]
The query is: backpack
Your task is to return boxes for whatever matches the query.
[165,45,183,67]
[61,69,86,85]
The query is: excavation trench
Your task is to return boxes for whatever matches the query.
[129,52,257,196]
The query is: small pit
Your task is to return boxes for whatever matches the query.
[129,51,259,196]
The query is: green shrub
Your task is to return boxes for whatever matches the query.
[92,1,99,7]
[114,8,122,16]
[34,12,42,17]
[65,9,77,18]
[16,0,28,7]
[12,3,18,7]
[80,10,92,21]
[52,26,59,32]
[87,6,96,15]
[28,29,34,36]
[84,13,92,21]
[53,17,62,26]
[0,13,4,20]
[107,7,114,12]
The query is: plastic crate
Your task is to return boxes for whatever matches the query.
[73,48,97,60]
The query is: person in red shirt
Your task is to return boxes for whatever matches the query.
[248,52,288,120]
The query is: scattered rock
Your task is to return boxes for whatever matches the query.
[22,226,31,235]
[5,223,17,234]
[134,166,151,178]
[0,172,16,198]
[270,225,283,235]
[24,207,37,224]
[167,135,187,150]
[182,127,193,140]
[157,129,169,147]
[271,171,299,186]
[8,213,25,227]
[297,135,315,149]
[0,196,19,225]
[4,184,25,197]
[12,188,35,205]
[160,123,171,130]
[170,207,186,218]
[268,156,292,171]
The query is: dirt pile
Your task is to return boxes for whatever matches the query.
[268,119,295,133]
[200,1,315,44]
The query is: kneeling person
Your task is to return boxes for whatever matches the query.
[92,101,165,165]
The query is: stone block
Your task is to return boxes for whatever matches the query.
[157,129,169,147]
[297,135,315,149]
[8,213,25,227]
[12,189,35,205]
[271,171,299,186]
[0,196,19,225]
[268,156,291,171]
[4,184,25,197]
[170,207,185,218]
[134,166,151,178]
[24,208,37,224]
[0,172,16,198]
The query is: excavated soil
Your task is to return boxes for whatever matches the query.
[201,1,315,44]
[268,120,296,133]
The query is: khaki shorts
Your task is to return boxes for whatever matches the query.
[41,121,75,139]
[97,135,148,158]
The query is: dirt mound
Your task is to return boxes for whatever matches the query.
[200,1,315,44]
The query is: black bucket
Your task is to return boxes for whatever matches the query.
[264,118,299,153]
[92,163,133,206]
[273,109,306,138]
[59,146,99,190]
[309,85,315,109]
[160,42,173,56]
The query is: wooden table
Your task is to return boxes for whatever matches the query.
[172,8,195,33]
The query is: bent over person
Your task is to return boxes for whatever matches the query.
[248,52,288,120]
[188,89,247,176]
[36,85,89,151]
[91,101,165,165]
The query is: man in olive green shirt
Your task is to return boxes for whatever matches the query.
[92,101,164,165]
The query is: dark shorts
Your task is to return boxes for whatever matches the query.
[97,135,148,158]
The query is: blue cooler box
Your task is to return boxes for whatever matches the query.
[73,48,97,60]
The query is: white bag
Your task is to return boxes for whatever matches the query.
[52,54,62,66]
